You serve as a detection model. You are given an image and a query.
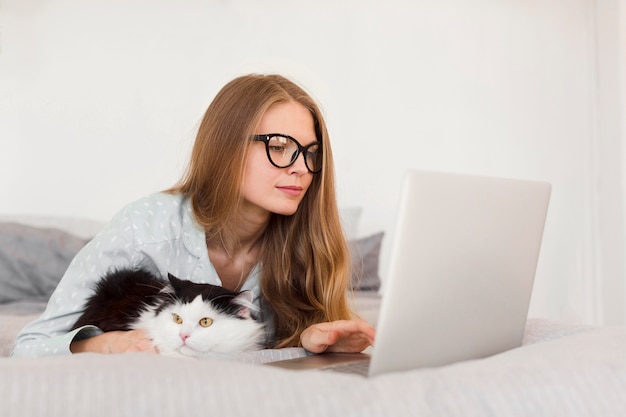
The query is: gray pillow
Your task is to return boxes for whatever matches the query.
[349,232,384,291]
[0,221,382,302]
[0,223,89,303]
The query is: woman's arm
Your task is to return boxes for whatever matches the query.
[70,329,157,354]
[300,318,376,353]
[11,205,151,358]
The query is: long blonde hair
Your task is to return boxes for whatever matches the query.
[169,74,352,347]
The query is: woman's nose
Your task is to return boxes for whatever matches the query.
[288,152,309,175]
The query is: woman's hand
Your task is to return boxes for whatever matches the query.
[300,319,376,354]
[70,329,157,354]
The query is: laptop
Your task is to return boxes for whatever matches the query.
[267,170,551,377]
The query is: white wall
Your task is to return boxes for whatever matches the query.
[594,0,626,325]
[1,0,624,325]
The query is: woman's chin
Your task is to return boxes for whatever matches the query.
[271,203,302,216]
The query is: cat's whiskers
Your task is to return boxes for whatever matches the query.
[134,282,171,293]
[207,294,259,313]
[206,294,236,302]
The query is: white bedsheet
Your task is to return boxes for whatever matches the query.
[1,319,625,417]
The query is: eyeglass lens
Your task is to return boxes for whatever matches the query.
[267,135,321,172]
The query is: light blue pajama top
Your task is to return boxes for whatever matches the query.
[11,192,262,358]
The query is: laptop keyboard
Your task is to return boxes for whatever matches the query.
[320,360,371,376]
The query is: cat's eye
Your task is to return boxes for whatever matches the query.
[172,313,183,324]
[199,317,213,328]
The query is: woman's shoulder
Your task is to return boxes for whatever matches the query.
[109,192,190,236]
[123,192,186,212]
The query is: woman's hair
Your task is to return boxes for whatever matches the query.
[168,74,353,347]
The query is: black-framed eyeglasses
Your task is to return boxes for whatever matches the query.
[251,133,322,174]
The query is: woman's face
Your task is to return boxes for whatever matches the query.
[242,101,316,218]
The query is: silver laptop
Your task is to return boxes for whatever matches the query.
[268,170,551,377]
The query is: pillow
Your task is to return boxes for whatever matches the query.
[0,221,382,302]
[0,215,105,240]
[349,232,384,291]
[0,223,89,303]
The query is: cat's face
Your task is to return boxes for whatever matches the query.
[139,293,264,358]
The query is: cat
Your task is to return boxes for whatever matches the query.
[72,268,265,358]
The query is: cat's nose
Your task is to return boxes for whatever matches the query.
[180,333,189,342]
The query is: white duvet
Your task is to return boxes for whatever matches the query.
[1,319,625,417]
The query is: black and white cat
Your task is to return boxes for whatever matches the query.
[72,268,265,358]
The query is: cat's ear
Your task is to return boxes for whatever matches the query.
[167,273,184,289]
[233,291,257,319]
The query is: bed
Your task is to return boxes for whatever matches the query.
[1,217,626,417]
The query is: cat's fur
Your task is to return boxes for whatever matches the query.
[72,268,265,358]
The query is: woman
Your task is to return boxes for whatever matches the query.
[12,74,375,357]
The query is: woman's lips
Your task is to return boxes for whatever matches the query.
[277,186,303,197]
